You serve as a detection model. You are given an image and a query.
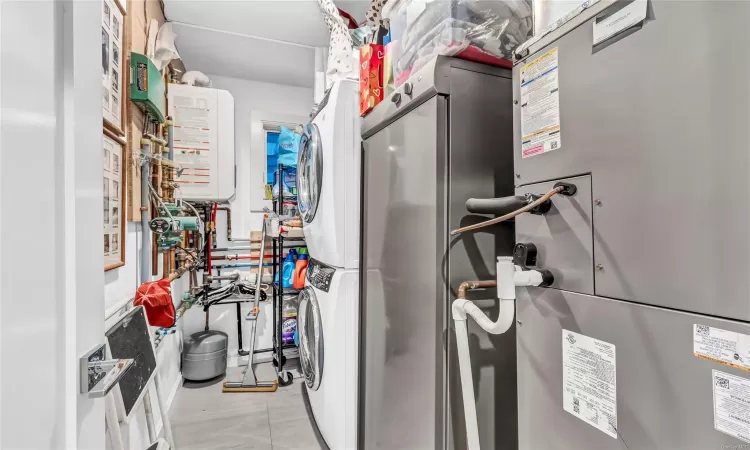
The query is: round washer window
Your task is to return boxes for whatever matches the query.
[298,287,324,390]
[297,124,323,223]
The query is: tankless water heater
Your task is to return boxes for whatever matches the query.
[168,84,235,202]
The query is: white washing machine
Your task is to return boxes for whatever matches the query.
[298,263,358,450]
[297,78,361,449]
[297,79,361,270]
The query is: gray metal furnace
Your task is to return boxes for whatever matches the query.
[360,57,517,450]
[512,1,750,448]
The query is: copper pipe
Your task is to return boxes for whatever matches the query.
[168,262,193,282]
[457,280,497,299]
[162,252,169,279]
[451,186,564,236]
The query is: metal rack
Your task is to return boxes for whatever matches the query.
[271,163,304,386]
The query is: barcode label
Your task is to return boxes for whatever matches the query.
[694,324,750,371]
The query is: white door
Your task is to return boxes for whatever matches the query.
[1,2,105,448]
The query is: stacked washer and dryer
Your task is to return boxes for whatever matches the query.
[296,79,361,450]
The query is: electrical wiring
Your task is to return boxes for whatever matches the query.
[181,199,204,232]
[450,186,564,236]
[198,281,268,310]
[148,183,176,223]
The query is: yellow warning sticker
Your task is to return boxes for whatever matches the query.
[520,48,561,158]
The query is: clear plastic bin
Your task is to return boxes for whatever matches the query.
[384,0,533,86]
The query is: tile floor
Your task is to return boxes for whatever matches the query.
[170,363,325,450]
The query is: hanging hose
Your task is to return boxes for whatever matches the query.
[450,186,564,236]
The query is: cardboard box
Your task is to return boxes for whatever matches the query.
[360,44,384,117]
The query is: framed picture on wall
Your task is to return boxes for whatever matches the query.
[102,0,127,136]
[104,128,127,271]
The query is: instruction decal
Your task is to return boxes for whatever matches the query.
[593,0,648,46]
[563,330,618,438]
[520,47,561,159]
[694,324,750,371]
[713,370,750,444]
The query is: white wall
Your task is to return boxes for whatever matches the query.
[2,1,104,448]
[181,75,312,365]
[102,5,183,450]
[103,74,312,447]
[208,74,312,240]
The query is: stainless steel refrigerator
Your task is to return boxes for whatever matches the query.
[359,57,516,450]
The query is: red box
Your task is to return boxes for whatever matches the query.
[360,44,384,117]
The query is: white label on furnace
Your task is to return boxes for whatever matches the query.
[592,0,648,45]
[563,330,618,439]
[520,47,561,159]
[694,324,750,371]
[713,370,750,443]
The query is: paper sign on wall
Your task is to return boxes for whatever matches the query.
[520,48,562,159]
[563,330,618,438]
[593,0,648,45]
[713,370,750,443]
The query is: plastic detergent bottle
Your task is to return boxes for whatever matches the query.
[293,249,309,289]
[282,252,296,288]
[281,296,298,346]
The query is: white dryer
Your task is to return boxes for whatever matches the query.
[297,79,361,270]
[298,260,358,449]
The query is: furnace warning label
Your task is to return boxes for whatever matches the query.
[563,330,618,439]
[713,370,750,443]
[694,324,750,371]
[520,47,561,159]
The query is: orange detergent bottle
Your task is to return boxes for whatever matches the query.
[293,248,309,289]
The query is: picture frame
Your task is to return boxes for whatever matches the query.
[103,128,127,271]
[102,0,127,136]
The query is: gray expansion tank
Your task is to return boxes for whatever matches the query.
[182,330,228,381]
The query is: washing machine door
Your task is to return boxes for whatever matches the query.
[298,286,324,390]
[297,124,323,223]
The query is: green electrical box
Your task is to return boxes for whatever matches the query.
[130,52,166,123]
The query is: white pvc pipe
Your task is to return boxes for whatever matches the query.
[497,256,516,300]
[462,299,516,335]
[452,257,547,450]
[453,311,481,450]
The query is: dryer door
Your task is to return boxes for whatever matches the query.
[298,124,323,223]
[298,286,324,390]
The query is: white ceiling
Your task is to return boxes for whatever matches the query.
[171,22,316,87]
[164,1,370,87]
